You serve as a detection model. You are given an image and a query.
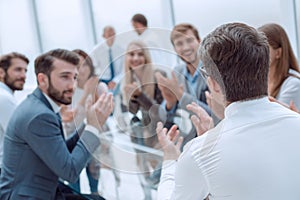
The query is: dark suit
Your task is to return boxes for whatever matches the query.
[0,88,100,200]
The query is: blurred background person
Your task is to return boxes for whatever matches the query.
[155,23,215,149]
[120,40,166,197]
[258,23,300,109]
[131,13,177,69]
[91,26,124,93]
[0,52,29,174]
[61,49,103,196]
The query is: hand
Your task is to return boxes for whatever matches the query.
[107,81,116,90]
[124,82,141,98]
[269,96,300,114]
[186,102,214,136]
[156,122,183,160]
[83,76,99,96]
[86,93,114,129]
[155,72,181,110]
[205,91,225,119]
[60,105,76,123]
[155,71,183,101]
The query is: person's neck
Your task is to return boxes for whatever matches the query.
[186,60,199,76]
[133,67,144,81]
[106,40,113,47]
[137,27,147,35]
[1,81,15,93]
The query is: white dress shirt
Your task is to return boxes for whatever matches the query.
[90,42,124,83]
[277,69,300,109]
[0,82,18,167]
[43,92,99,138]
[158,97,300,200]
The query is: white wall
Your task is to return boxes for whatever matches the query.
[0,0,299,103]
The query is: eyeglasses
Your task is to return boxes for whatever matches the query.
[200,66,209,80]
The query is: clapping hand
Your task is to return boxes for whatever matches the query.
[155,71,183,110]
[124,82,142,98]
[186,102,214,136]
[156,122,183,160]
[86,93,114,130]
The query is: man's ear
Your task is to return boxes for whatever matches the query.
[207,77,222,94]
[0,68,6,82]
[37,73,49,90]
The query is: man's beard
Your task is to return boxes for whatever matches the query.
[5,75,25,91]
[47,79,73,105]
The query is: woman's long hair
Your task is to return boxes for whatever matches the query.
[258,23,300,97]
[122,40,155,106]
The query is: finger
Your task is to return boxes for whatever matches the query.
[190,115,200,129]
[171,71,178,82]
[290,100,297,111]
[188,102,211,121]
[108,93,114,113]
[268,95,277,102]
[205,91,212,108]
[154,71,162,79]
[167,125,178,141]
[156,122,165,142]
[175,135,184,149]
[190,115,202,136]
[85,95,93,111]
[101,93,114,114]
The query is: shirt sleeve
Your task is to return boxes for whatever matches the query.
[277,77,300,108]
[0,95,16,130]
[157,160,177,200]
[157,148,209,200]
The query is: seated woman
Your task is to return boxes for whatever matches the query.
[258,23,300,108]
[121,40,166,148]
[120,40,167,189]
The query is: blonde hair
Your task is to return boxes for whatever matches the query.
[122,40,155,106]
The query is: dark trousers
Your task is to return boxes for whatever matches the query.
[57,181,105,200]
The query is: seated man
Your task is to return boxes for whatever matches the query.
[0,49,113,200]
[156,22,300,200]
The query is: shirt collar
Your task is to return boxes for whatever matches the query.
[0,82,14,95]
[224,96,269,118]
[42,92,61,113]
[183,61,202,82]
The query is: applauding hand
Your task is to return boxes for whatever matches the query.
[156,122,183,160]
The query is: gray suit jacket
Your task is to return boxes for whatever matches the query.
[169,64,215,148]
[174,64,210,113]
[0,88,100,200]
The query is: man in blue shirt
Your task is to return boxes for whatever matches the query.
[156,23,213,148]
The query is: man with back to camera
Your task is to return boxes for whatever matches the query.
[0,49,113,199]
[0,52,29,174]
[156,22,300,199]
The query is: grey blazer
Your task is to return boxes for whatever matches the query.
[0,88,100,200]
[173,64,210,113]
[169,64,214,147]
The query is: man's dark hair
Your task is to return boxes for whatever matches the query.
[131,13,148,27]
[199,22,269,102]
[0,52,29,71]
[34,49,79,79]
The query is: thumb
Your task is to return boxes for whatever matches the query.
[171,71,178,81]
[85,94,93,112]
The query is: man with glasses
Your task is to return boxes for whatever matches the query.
[157,22,300,199]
